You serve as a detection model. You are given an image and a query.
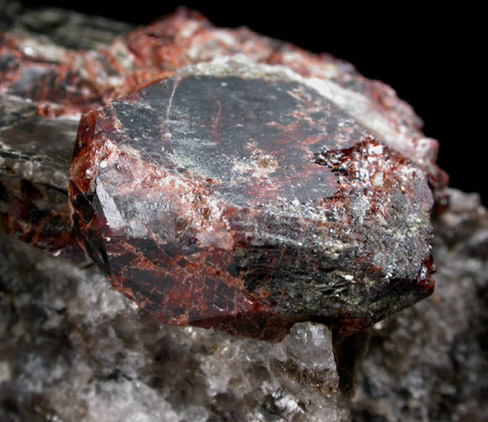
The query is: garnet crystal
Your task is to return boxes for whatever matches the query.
[70,67,437,340]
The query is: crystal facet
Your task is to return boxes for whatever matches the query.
[1,5,446,340]
[70,70,437,340]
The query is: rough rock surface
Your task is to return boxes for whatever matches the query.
[0,234,350,422]
[0,94,86,261]
[70,66,437,340]
[1,1,446,340]
[0,1,446,251]
[1,189,487,421]
[352,189,488,421]
[1,1,447,185]
[2,2,486,421]
[0,0,131,260]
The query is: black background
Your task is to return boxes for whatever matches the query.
[22,1,486,204]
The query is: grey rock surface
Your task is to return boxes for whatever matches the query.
[0,94,86,262]
[352,189,488,421]
[0,233,350,422]
[0,94,77,190]
[1,189,487,421]
[0,0,133,50]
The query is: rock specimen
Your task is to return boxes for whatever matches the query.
[70,65,440,340]
[0,1,133,261]
[0,233,351,422]
[1,2,487,422]
[2,189,487,422]
[0,94,86,262]
[1,3,448,183]
[1,2,447,340]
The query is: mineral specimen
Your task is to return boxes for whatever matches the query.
[1,2,448,340]
[0,1,132,260]
[1,2,487,422]
[0,233,351,422]
[69,61,441,340]
[352,189,488,421]
[0,94,86,261]
[2,189,487,422]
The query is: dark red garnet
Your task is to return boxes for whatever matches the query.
[69,75,435,340]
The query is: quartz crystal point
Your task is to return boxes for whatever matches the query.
[70,63,440,340]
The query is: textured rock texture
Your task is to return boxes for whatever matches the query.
[1,2,486,421]
[0,94,86,261]
[1,1,447,340]
[70,67,437,340]
[1,189,487,421]
[0,0,131,261]
[1,1,447,184]
[352,189,488,421]
[0,234,350,422]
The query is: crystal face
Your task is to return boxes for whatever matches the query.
[1,5,447,341]
[70,73,436,340]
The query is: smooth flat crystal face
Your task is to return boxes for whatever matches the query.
[111,76,346,206]
[70,74,435,340]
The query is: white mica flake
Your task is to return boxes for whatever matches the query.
[370,144,384,155]
[358,168,369,180]
[18,38,67,62]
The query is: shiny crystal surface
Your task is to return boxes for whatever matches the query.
[2,3,487,421]
[70,70,437,340]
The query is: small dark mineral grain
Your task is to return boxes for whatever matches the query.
[70,70,441,340]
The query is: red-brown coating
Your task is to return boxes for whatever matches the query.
[69,75,437,340]
[1,9,445,339]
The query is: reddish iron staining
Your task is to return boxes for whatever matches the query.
[3,181,85,263]
[0,7,445,169]
[2,10,446,340]
[0,35,103,116]
[68,75,439,340]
